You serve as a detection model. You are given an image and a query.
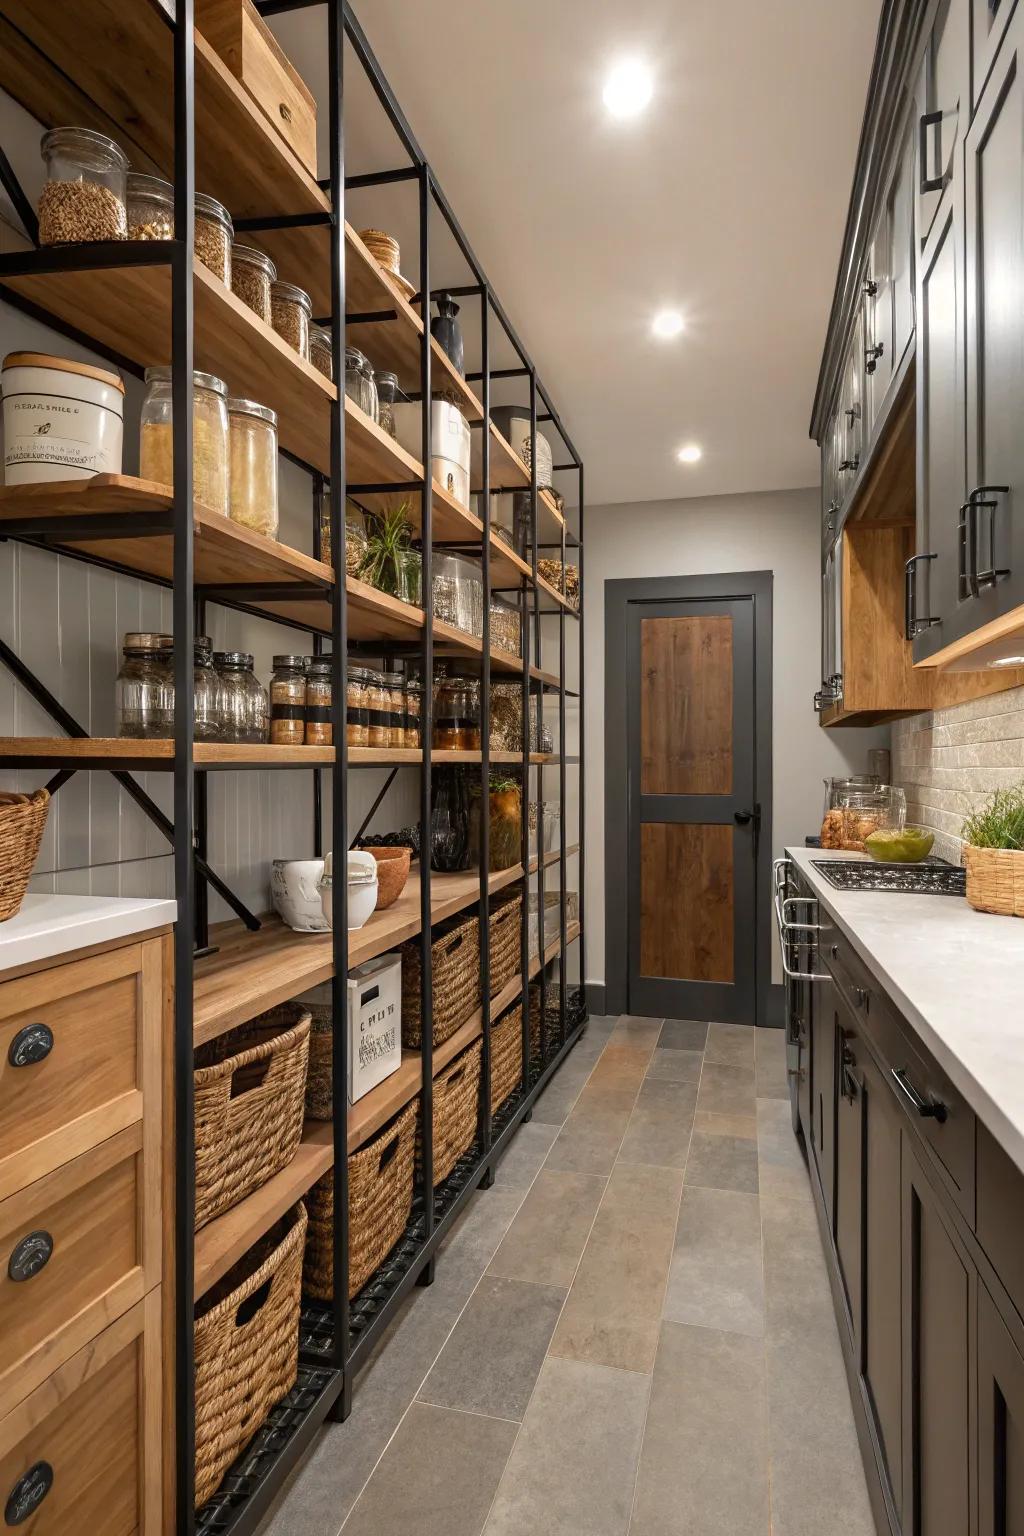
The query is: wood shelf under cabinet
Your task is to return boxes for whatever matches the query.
[0,738,564,771]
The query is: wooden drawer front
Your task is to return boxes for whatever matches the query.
[197,0,318,176]
[0,1298,156,1535]
[0,943,158,1196]
[0,1126,150,1420]
[977,1122,1024,1322]
[828,932,976,1219]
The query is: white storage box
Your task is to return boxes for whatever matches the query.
[348,953,402,1104]
[393,399,471,508]
[2,351,125,484]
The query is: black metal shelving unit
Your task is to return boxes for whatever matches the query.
[0,2,586,1531]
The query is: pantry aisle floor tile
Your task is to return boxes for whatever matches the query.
[261,1018,871,1536]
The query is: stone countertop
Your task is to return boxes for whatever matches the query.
[0,894,177,973]
[786,846,1024,1175]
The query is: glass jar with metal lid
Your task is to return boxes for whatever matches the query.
[139,367,229,517]
[433,673,481,750]
[195,192,233,285]
[376,371,400,438]
[346,664,372,747]
[38,127,128,244]
[116,632,173,739]
[304,657,332,746]
[364,668,389,748]
[403,677,423,747]
[126,172,174,241]
[309,324,333,381]
[193,637,220,742]
[360,354,379,424]
[228,397,279,538]
[230,243,277,322]
[270,654,306,746]
[381,671,406,747]
[215,652,268,743]
[270,280,312,360]
[344,347,376,417]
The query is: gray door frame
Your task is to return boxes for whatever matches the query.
[604,570,774,1027]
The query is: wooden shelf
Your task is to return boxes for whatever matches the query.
[529,844,581,872]
[0,735,564,771]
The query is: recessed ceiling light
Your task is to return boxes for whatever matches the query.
[602,59,653,119]
[652,309,685,339]
[677,443,702,464]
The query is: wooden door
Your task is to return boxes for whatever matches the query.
[625,596,758,1021]
[901,1133,975,1536]
[978,1279,1024,1535]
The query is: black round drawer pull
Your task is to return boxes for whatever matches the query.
[8,1231,53,1283]
[5,1462,53,1525]
[7,1024,54,1068]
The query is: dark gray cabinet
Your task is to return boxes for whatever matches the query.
[973,0,1019,108]
[978,1280,1024,1535]
[860,1049,904,1515]
[810,974,837,1227]
[834,993,864,1342]
[918,0,971,244]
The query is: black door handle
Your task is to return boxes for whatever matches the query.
[734,806,761,829]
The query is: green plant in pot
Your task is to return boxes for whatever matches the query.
[961,784,1024,917]
[359,501,418,600]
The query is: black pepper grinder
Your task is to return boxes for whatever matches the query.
[431,292,464,377]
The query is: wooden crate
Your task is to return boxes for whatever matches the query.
[196,0,317,179]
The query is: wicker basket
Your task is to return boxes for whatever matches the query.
[489,1002,532,1114]
[0,790,50,922]
[488,889,522,997]
[303,1097,417,1301]
[419,1038,482,1186]
[964,844,1024,917]
[194,1202,307,1508]
[193,1003,311,1230]
[401,911,480,1048]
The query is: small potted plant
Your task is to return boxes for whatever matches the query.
[961,785,1024,916]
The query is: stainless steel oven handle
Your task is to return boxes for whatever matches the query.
[773,877,831,983]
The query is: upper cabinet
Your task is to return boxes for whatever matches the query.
[972,0,1019,106]
[918,0,971,244]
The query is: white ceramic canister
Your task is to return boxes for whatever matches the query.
[2,352,125,484]
[271,858,328,932]
[392,398,471,506]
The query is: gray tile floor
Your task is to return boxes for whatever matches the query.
[264,1017,876,1536]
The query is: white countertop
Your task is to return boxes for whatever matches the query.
[787,845,1024,1174]
[0,894,177,973]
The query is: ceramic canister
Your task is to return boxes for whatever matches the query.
[2,352,125,484]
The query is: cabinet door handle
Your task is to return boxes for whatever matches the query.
[837,457,859,474]
[969,484,1010,592]
[841,1037,859,1103]
[905,553,939,640]
[7,1023,54,1067]
[919,107,948,194]
[863,276,878,298]
[891,1066,947,1123]
[865,342,885,374]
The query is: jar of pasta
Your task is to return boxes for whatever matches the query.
[365,668,389,748]
[230,243,277,322]
[309,324,333,380]
[382,671,405,747]
[305,657,332,746]
[228,397,278,538]
[195,193,233,285]
[270,280,312,360]
[346,665,371,747]
[403,678,423,747]
[269,654,306,746]
[139,368,229,517]
[38,127,128,244]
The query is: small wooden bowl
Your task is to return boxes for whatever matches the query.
[357,846,411,910]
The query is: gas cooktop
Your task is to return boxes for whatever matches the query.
[811,859,966,897]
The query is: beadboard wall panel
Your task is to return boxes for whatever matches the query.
[892,684,1024,862]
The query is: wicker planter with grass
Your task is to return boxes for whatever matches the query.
[0,789,50,922]
[963,844,1024,917]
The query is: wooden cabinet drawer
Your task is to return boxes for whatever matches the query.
[0,1125,157,1419]
[0,939,162,1198]
[0,1293,161,1534]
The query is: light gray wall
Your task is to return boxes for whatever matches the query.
[581,485,890,990]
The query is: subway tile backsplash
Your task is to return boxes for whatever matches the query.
[892,684,1024,862]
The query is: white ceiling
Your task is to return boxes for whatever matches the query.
[273,0,881,508]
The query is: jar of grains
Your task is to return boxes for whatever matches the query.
[269,654,307,746]
[346,665,371,747]
[376,371,399,437]
[116,632,173,739]
[126,172,174,241]
[309,324,333,380]
[433,674,481,750]
[228,398,279,538]
[365,668,389,748]
[382,672,405,747]
[38,127,128,244]
[270,280,312,360]
[139,368,229,517]
[195,193,233,285]
[230,243,277,322]
[304,658,332,746]
[404,678,423,747]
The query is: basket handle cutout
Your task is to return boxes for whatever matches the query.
[378,1133,400,1172]
[442,932,465,955]
[235,1275,273,1328]
[446,1064,466,1086]
[229,1057,272,1099]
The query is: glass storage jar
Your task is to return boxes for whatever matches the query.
[228,398,279,538]
[195,193,233,285]
[192,636,220,742]
[403,678,422,747]
[116,632,174,739]
[139,367,229,517]
[360,355,379,424]
[433,673,481,750]
[365,668,389,748]
[432,552,484,637]
[305,658,332,746]
[489,594,521,657]
[269,655,306,746]
[241,655,269,743]
[346,665,372,747]
[430,767,471,872]
[39,127,128,244]
[398,546,422,606]
[270,280,312,360]
[344,348,376,417]
[376,371,399,437]
[230,243,277,322]
[381,672,405,747]
[126,172,174,241]
[215,652,268,743]
[309,324,333,380]
[470,775,522,872]
[318,501,368,575]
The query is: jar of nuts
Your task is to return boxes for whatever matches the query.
[231,243,277,323]
[309,324,333,380]
[126,172,174,241]
[269,655,307,746]
[270,280,312,360]
[195,193,233,285]
[346,665,372,747]
[39,127,128,244]
[304,657,332,746]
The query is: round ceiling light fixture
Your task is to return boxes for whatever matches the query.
[602,59,653,119]
[677,443,702,464]
[652,309,685,339]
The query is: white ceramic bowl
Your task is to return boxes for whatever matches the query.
[318,850,379,930]
[271,858,328,932]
